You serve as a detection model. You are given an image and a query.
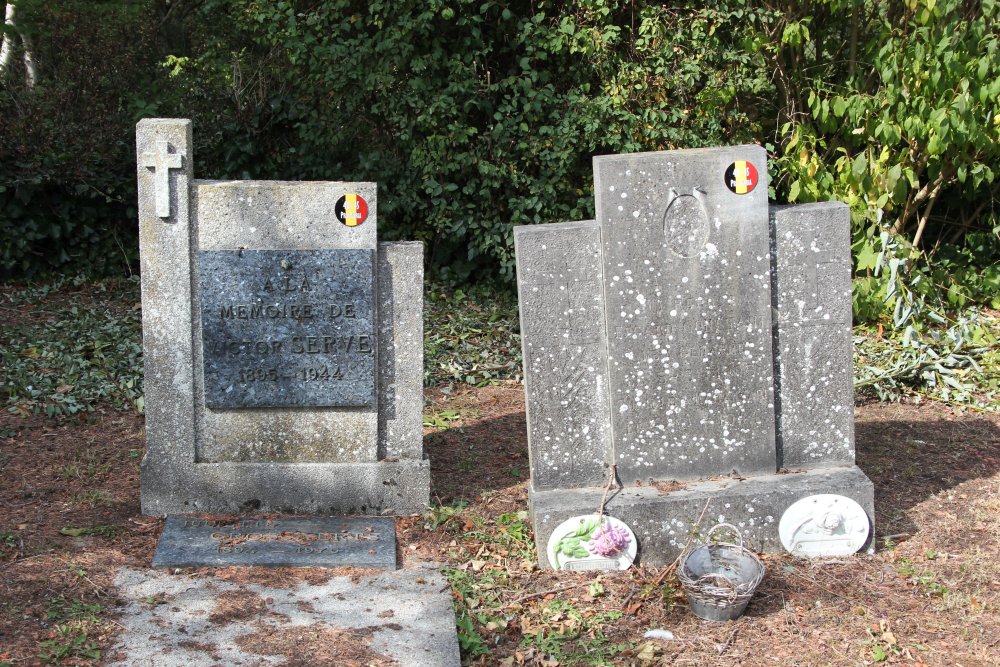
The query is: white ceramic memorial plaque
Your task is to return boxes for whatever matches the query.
[546,515,637,571]
[779,494,870,557]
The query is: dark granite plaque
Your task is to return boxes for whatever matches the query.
[199,249,376,409]
[151,515,397,569]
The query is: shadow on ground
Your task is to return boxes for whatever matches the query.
[425,407,529,503]
[855,402,1000,542]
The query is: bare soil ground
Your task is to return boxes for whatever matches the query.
[2,383,998,666]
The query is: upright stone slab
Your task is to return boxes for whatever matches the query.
[377,242,425,461]
[594,147,775,483]
[515,221,612,491]
[770,203,855,468]
[137,119,428,515]
[516,147,874,569]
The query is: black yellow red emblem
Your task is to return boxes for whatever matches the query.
[335,193,369,227]
[724,161,759,195]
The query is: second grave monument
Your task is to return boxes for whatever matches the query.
[516,146,874,567]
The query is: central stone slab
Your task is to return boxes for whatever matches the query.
[199,248,376,409]
[594,147,775,482]
[151,515,397,569]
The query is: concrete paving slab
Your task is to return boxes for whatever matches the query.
[108,563,460,666]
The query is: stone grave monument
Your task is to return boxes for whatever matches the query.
[136,119,428,557]
[515,146,874,568]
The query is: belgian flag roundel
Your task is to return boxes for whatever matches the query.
[724,160,759,195]
[335,193,369,227]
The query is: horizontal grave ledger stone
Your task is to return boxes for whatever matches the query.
[136,118,428,519]
[516,146,874,568]
[151,516,397,569]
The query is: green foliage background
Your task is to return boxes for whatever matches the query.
[1,0,997,320]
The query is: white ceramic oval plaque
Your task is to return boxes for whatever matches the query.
[779,494,870,557]
[546,515,637,571]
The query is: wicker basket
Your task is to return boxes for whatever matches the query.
[678,523,765,622]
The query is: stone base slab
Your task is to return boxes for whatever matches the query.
[529,465,874,568]
[141,459,430,515]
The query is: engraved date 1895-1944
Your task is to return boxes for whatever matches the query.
[239,365,348,383]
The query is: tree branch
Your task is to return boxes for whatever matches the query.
[848,1,858,81]
[911,176,946,248]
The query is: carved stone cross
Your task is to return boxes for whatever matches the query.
[801,227,839,323]
[141,140,184,218]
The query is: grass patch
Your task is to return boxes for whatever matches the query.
[895,557,950,598]
[439,508,642,665]
[58,525,119,539]
[1,277,144,417]
[37,597,104,664]
[68,489,117,510]
[519,600,627,665]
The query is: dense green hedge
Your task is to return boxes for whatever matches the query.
[226,0,776,280]
[0,1,157,277]
[1,0,996,318]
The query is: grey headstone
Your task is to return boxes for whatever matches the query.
[515,221,612,490]
[199,249,376,409]
[137,119,428,513]
[515,146,874,568]
[770,203,855,469]
[594,147,775,482]
[151,515,396,569]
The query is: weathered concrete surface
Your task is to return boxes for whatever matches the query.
[137,119,198,509]
[529,465,874,569]
[515,220,612,491]
[110,563,460,666]
[770,203,856,469]
[194,180,377,251]
[594,147,776,483]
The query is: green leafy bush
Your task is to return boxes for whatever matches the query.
[202,0,773,279]
[770,0,999,320]
[0,0,264,278]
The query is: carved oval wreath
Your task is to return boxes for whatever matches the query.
[662,194,710,258]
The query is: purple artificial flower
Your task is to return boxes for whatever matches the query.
[586,522,630,557]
